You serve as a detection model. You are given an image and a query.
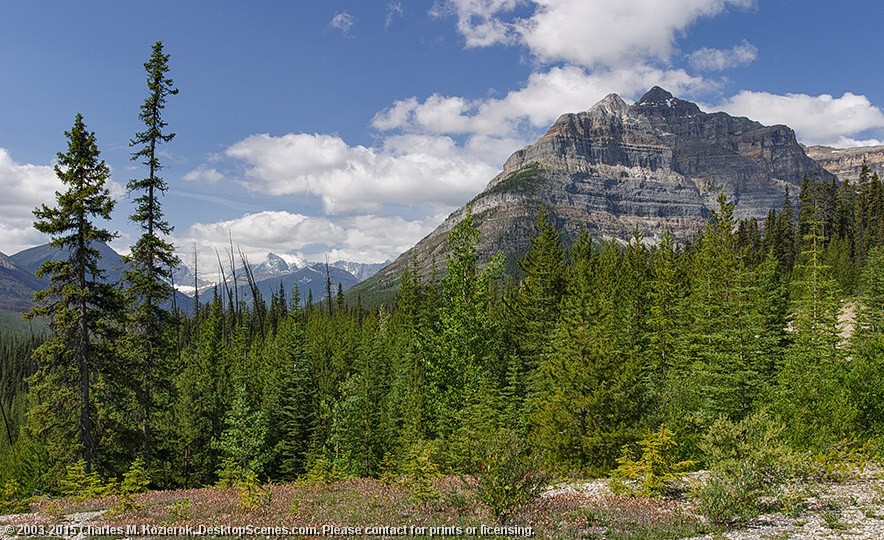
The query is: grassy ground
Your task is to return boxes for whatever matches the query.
[0,476,717,539]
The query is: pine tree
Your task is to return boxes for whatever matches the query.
[270,291,317,479]
[122,41,180,467]
[668,194,766,450]
[645,230,684,419]
[27,114,120,475]
[849,247,884,435]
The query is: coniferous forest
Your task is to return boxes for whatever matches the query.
[3,43,884,528]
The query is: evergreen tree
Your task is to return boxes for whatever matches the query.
[270,292,317,479]
[27,114,120,475]
[849,247,884,435]
[669,194,765,451]
[529,241,642,473]
[506,205,566,426]
[427,208,502,439]
[645,230,684,421]
[332,311,392,476]
[778,209,853,448]
[122,41,180,467]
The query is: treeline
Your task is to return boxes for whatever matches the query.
[4,167,884,495]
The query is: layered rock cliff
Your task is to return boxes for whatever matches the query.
[351,87,834,302]
[804,145,884,182]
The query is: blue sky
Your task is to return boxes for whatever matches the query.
[2,1,883,275]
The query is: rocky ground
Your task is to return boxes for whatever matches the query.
[1,470,883,539]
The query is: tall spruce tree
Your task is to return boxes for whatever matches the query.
[27,114,120,475]
[123,41,180,466]
[428,208,502,439]
[507,205,566,424]
[529,241,642,473]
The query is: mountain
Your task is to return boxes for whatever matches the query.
[253,252,295,277]
[197,262,360,307]
[0,251,43,313]
[351,87,834,303]
[804,144,884,182]
[12,241,129,286]
[7,242,194,314]
[330,260,390,281]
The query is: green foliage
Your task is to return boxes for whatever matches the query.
[212,384,269,482]
[530,240,645,474]
[812,439,874,482]
[13,113,884,507]
[121,457,150,494]
[303,455,344,485]
[485,163,544,195]
[27,113,121,474]
[238,470,272,511]
[778,208,855,449]
[167,498,191,522]
[404,444,441,505]
[0,479,30,514]
[609,426,694,497]
[472,432,547,523]
[694,410,808,525]
[59,460,114,500]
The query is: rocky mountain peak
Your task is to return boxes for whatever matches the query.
[352,87,836,304]
[265,252,289,272]
[632,86,701,118]
[592,93,630,115]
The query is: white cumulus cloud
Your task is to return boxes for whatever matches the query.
[430,0,522,47]
[373,64,714,137]
[717,91,884,147]
[0,149,68,254]
[436,0,755,68]
[225,133,498,214]
[0,148,126,255]
[174,211,439,277]
[688,40,758,71]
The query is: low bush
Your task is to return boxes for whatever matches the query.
[472,433,547,523]
[609,426,694,497]
[694,409,809,525]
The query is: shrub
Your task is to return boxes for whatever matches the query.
[473,434,547,523]
[215,457,243,488]
[812,439,872,482]
[168,498,191,522]
[609,426,695,497]
[303,455,344,485]
[58,460,114,500]
[0,479,30,514]
[694,410,809,525]
[120,457,150,494]
[695,461,762,525]
[404,444,440,505]
[238,470,272,511]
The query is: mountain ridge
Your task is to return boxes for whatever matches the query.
[349,87,835,303]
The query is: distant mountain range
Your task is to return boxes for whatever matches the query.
[2,242,195,314]
[196,262,363,308]
[0,243,387,315]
